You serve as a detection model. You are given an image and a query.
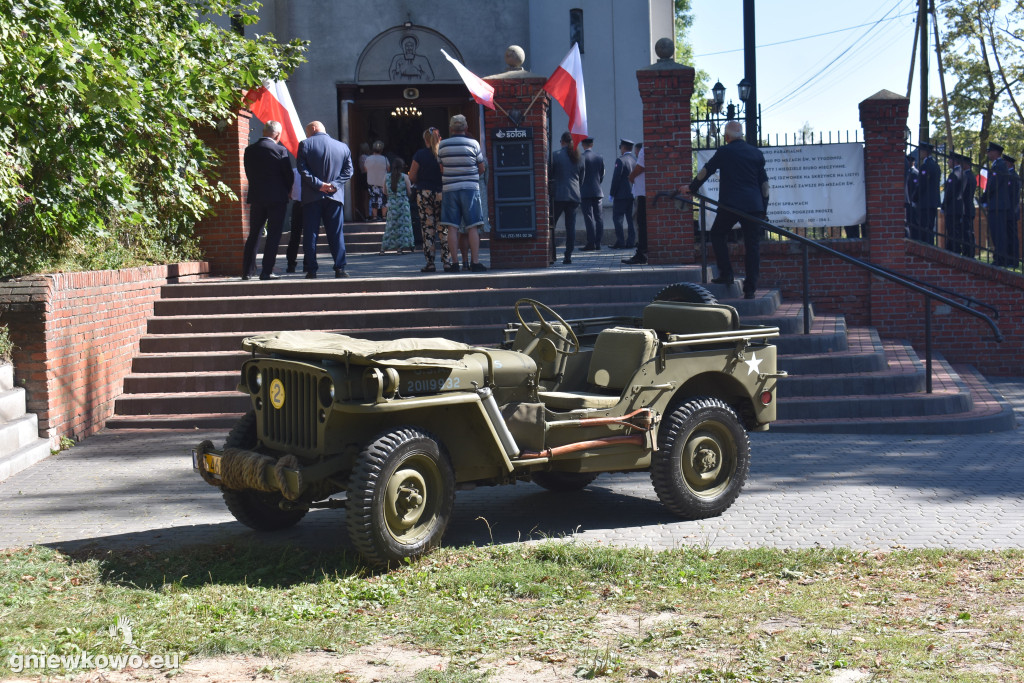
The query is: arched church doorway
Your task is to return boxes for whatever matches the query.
[338,24,484,220]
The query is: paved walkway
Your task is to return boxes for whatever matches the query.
[1,378,1020,554]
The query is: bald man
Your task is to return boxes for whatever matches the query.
[684,120,769,299]
[297,121,354,278]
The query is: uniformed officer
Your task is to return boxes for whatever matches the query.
[943,154,964,254]
[916,142,941,245]
[608,138,637,249]
[579,137,606,250]
[905,155,919,238]
[1004,153,1021,268]
[983,142,1012,266]
[956,153,977,258]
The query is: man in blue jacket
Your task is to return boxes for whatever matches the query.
[297,121,353,278]
[579,137,605,250]
[684,121,769,299]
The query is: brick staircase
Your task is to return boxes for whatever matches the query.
[105,256,1015,434]
[0,363,52,481]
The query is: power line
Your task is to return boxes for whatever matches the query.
[762,0,912,114]
[696,11,917,57]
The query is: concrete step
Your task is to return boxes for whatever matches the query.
[123,371,240,394]
[114,391,250,416]
[774,315,849,355]
[157,266,705,299]
[132,351,250,374]
[0,437,52,482]
[0,413,39,453]
[773,363,1016,434]
[777,340,926,397]
[0,387,27,422]
[104,412,243,431]
[777,327,887,374]
[151,282,698,317]
[0,363,12,391]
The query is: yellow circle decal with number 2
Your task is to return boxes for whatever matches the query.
[269,379,285,410]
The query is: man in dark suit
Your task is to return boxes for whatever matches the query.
[983,141,1012,266]
[549,131,584,264]
[242,121,293,280]
[579,137,605,250]
[608,138,636,249]
[943,155,965,254]
[915,142,941,245]
[684,120,769,300]
[297,121,354,278]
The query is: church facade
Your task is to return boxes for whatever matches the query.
[246,0,673,204]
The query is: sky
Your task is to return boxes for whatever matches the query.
[688,0,941,144]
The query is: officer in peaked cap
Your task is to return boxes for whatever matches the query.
[984,141,1016,266]
[988,141,1004,154]
[609,138,637,248]
[579,136,606,250]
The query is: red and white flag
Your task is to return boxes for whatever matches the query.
[243,79,306,157]
[441,49,495,110]
[978,168,988,192]
[544,43,588,147]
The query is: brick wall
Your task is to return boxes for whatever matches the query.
[195,110,251,277]
[637,60,695,265]
[634,63,1024,375]
[484,74,552,269]
[0,263,207,445]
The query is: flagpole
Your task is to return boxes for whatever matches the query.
[520,87,546,122]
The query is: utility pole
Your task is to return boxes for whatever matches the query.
[743,0,757,145]
[918,0,929,144]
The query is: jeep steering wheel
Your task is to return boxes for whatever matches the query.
[514,298,580,355]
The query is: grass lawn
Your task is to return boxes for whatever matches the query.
[1,542,1022,681]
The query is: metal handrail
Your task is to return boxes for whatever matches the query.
[655,191,1004,393]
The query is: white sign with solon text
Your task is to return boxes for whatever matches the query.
[694,143,866,229]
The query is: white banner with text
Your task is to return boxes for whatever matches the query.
[694,143,866,229]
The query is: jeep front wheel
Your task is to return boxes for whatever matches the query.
[346,428,455,568]
[221,411,308,531]
[651,398,749,519]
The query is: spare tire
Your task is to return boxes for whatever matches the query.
[653,282,718,305]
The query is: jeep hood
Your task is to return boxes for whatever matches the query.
[242,330,477,369]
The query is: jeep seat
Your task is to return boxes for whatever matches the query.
[539,327,658,411]
[642,301,739,336]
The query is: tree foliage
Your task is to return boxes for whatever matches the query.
[931,0,1023,164]
[0,0,306,277]
[674,0,709,109]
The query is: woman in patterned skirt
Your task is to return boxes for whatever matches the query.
[380,157,415,254]
[409,126,449,272]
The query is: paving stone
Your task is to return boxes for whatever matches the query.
[0,380,1020,553]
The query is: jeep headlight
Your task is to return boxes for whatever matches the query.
[318,376,335,407]
[246,366,263,394]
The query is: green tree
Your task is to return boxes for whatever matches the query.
[931,0,1023,165]
[674,0,709,110]
[0,0,306,277]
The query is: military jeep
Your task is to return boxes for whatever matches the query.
[194,284,784,567]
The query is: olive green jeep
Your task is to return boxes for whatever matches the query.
[194,284,785,567]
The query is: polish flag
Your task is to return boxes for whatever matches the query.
[544,43,588,147]
[243,80,306,157]
[978,168,988,192]
[441,50,495,110]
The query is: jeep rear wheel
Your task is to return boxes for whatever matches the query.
[221,411,308,531]
[531,471,599,492]
[651,398,749,519]
[346,428,455,568]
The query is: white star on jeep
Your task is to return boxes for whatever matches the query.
[744,352,763,376]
